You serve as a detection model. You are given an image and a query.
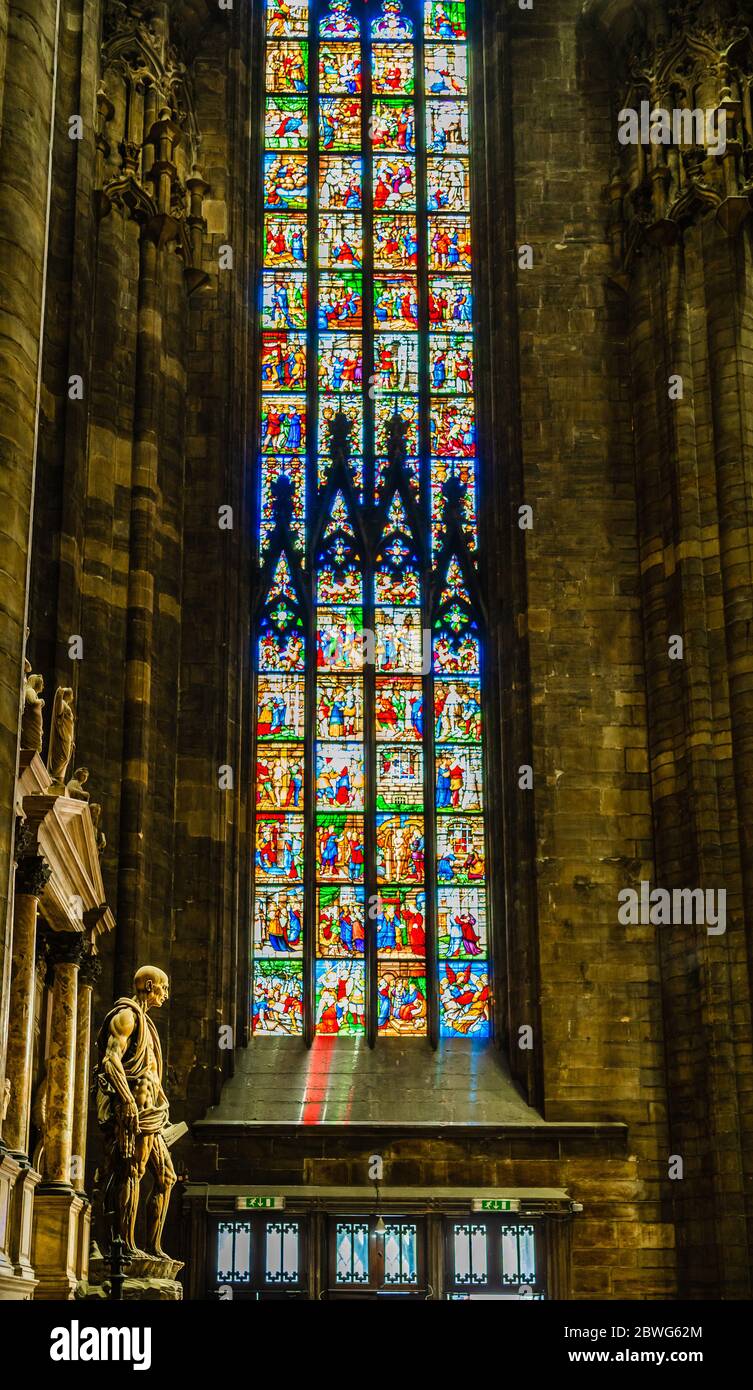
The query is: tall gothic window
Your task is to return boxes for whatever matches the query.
[254,0,488,1045]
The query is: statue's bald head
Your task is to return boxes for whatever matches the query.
[133,965,169,1010]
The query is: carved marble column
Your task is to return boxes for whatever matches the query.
[31,932,86,1299]
[4,853,51,1157]
[42,932,85,1189]
[71,951,101,1194]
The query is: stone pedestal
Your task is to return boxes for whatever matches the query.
[7,1159,40,1295]
[78,1252,184,1301]
[32,1188,85,1300]
[0,1150,23,1299]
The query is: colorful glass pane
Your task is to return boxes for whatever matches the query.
[425,42,468,94]
[375,885,426,956]
[374,156,417,211]
[261,332,307,391]
[434,676,482,742]
[430,400,475,456]
[429,334,474,393]
[317,676,364,740]
[254,887,304,956]
[318,885,365,956]
[319,155,362,210]
[265,95,308,147]
[253,961,304,1034]
[375,606,424,673]
[439,961,490,1038]
[319,211,363,267]
[428,214,471,270]
[318,334,363,392]
[257,674,305,741]
[375,678,423,742]
[261,271,307,329]
[320,0,359,40]
[437,887,486,959]
[261,395,306,453]
[264,213,307,266]
[378,964,427,1034]
[425,2,467,43]
[256,743,305,809]
[377,745,424,811]
[320,97,362,150]
[429,274,473,326]
[319,42,362,93]
[264,151,308,208]
[316,743,365,810]
[315,961,366,1034]
[372,99,416,152]
[374,215,418,270]
[317,812,365,881]
[427,156,470,211]
[255,814,304,882]
[265,41,309,92]
[436,817,485,884]
[377,813,425,884]
[266,0,308,39]
[372,0,413,42]
[374,333,418,392]
[374,275,418,330]
[373,44,414,95]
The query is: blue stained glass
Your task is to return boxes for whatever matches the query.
[321,0,360,40]
[439,961,490,1037]
[373,0,413,42]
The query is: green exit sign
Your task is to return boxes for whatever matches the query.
[472,1199,520,1213]
[235,1195,285,1211]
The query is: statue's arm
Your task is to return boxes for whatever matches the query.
[102,1007,139,1117]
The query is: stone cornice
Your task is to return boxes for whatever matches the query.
[20,795,115,938]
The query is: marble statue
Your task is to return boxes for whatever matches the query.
[90,802,107,854]
[94,966,176,1258]
[21,666,45,754]
[48,686,75,790]
[66,766,90,801]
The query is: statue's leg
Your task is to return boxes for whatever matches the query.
[114,1134,151,1254]
[144,1134,176,1257]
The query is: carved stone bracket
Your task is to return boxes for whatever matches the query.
[588,0,753,276]
[96,0,211,293]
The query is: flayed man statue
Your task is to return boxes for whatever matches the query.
[94,966,177,1259]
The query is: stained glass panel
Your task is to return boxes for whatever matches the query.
[253,960,304,1034]
[319,155,362,209]
[254,0,488,1046]
[373,44,414,94]
[319,42,362,93]
[374,215,418,270]
[265,95,308,147]
[316,960,366,1033]
[266,41,309,91]
[264,213,308,266]
[318,885,365,956]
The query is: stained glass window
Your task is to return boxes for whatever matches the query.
[254,0,489,1043]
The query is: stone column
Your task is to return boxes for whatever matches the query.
[3,852,51,1156]
[71,951,100,1195]
[32,931,85,1298]
[42,932,84,1189]
[0,0,61,1140]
